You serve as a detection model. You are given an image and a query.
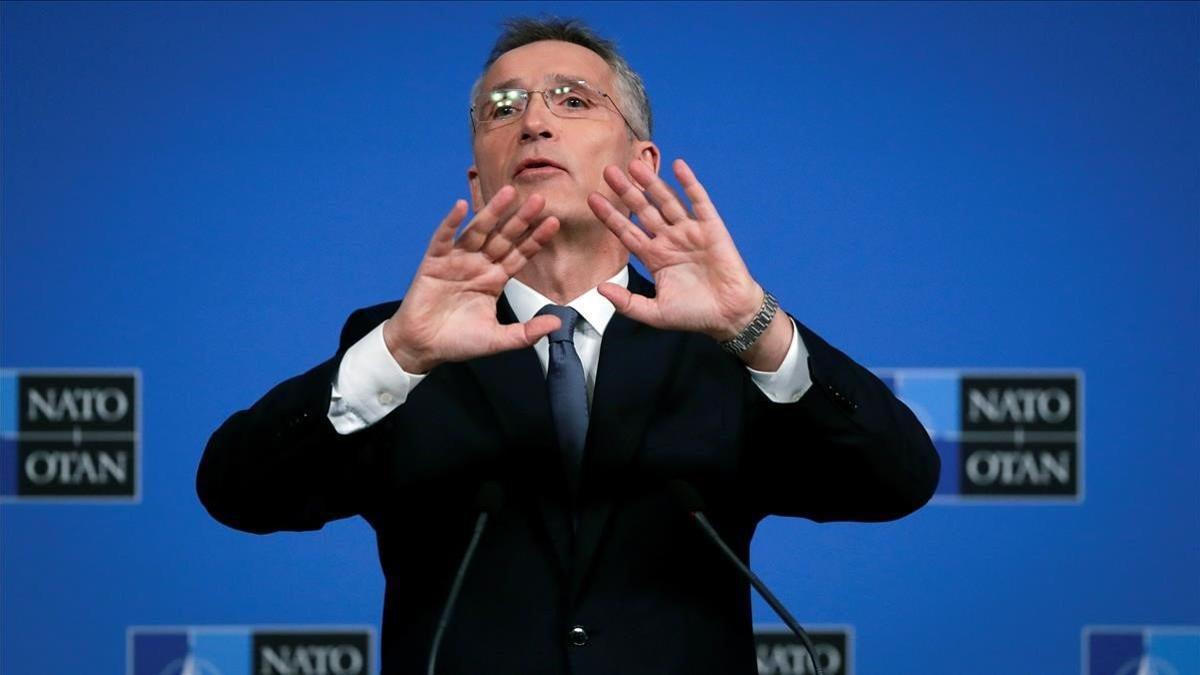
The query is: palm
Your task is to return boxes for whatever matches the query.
[405,257,510,358]
[383,188,561,371]
[587,159,761,339]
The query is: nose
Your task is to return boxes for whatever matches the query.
[519,92,556,143]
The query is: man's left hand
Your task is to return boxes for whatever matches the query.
[586,158,764,342]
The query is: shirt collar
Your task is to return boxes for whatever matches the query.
[503,266,628,336]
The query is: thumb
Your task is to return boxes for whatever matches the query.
[522,314,561,345]
[491,315,560,354]
[598,282,661,327]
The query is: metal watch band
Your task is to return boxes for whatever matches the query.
[719,290,779,355]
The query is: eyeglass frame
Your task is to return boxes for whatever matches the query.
[469,79,639,139]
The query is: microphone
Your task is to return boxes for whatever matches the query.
[668,480,825,675]
[426,481,505,675]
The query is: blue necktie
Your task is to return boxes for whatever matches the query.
[535,304,588,500]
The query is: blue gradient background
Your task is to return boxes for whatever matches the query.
[2,2,1197,673]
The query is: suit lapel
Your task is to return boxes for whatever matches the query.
[571,266,683,600]
[463,294,572,579]
[462,268,684,599]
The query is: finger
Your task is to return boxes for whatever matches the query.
[602,165,671,236]
[427,200,469,257]
[522,314,562,344]
[597,283,664,328]
[497,216,560,277]
[587,192,653,258]
[672,158,720,221]
[628,159,691,225]
[480,193,545,262]
[484,314,561,354]
[457,185,516,253]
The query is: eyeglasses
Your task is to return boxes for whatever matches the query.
[470,79,637,137]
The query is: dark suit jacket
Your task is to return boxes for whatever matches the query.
[197,266,939,674]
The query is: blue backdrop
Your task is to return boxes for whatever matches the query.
[2,2,1197,673]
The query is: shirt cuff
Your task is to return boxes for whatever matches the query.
[328,321,428,434]
[745,316,813,403]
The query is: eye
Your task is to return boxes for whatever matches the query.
[551,85,597,110]
[490,103,519,119]
[483,90,526,120]
[562,95,590,109]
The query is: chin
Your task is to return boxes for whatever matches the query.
[522,187,588,219]
[542,204,583,222]
[522,180,578,201]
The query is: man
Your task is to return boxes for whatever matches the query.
[197,17,940,674]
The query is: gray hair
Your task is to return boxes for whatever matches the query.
[469,17,653,141]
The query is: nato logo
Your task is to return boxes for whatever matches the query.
[755,625,853,675]
[874,369,1083,502]
[1,369,141,502]
[128,626,373,675]
[1084,626,1200,675]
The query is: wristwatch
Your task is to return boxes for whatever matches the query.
[719,290,779,355]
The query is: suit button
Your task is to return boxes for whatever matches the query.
[568,625,589,646]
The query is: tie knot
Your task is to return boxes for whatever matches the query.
[536,304,580,344]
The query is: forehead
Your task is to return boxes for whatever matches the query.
[482,40,616,91]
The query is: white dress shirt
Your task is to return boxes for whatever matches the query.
[328,268,813,435]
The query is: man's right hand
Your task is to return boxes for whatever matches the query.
[381,186,562,374]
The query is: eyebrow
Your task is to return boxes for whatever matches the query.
[487,73,592,91]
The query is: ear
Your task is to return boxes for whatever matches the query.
[467,165,483,212]
[635,141,661,174]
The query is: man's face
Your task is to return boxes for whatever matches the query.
[468,40,658,228]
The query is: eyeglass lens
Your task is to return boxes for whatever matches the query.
[474,82,608,125]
